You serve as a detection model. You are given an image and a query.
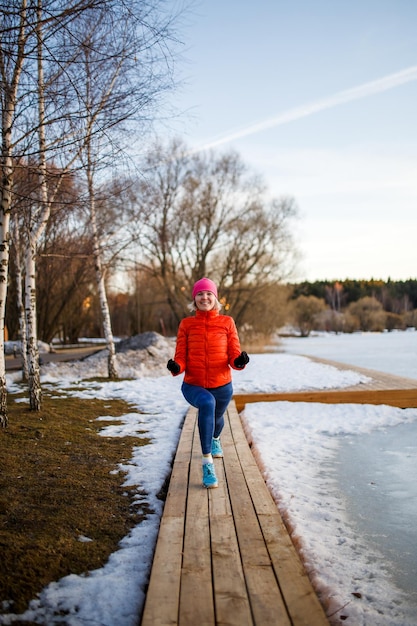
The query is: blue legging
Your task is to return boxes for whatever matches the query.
[181,382,233,455]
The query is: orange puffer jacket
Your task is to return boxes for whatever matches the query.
[174,309,243,388]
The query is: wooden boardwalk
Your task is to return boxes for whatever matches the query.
[234,356,417,411]
[141,359,417,625]
[141,400,329,626]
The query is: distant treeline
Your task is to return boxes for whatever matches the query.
[290,279,417,313]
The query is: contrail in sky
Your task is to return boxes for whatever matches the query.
[194,65,417,152]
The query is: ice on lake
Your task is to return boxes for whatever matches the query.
[338,421,417,604]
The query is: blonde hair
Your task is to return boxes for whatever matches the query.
[187,297,223,312]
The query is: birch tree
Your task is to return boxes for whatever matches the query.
[23,0,50,410]
[0,1,30,426]
[2,0,184,413]
[65,2,180,378]
[11,216,29,381]
[1,1,108,414]
[19,0,90,408]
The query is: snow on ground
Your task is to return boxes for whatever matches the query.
[242,402,417,626]
[231,352,371,393]
[2,332,417,625]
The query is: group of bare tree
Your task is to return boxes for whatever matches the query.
[125,139,299,327]
[290,294,417,337]
[7,140,300,340]
[1,4,300,427]
[0,0,183,424]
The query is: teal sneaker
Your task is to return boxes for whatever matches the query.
[211,438,223,458]
[202,463,218,488]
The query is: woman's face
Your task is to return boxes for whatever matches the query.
[195,290,216,311]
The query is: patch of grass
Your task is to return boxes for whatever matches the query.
[0,392,150,616]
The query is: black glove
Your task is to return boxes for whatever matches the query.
[234,351,249,369]
[167,359,180,375]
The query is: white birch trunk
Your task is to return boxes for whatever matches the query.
[91,199,118,379]
[25,240,42,410]
[96,260,118,379]
[23,0,49,410]
[0,1,27,425]
[0,153,12,426]
[81,58,121,379]
[87,169,118,379]
[12,220,29,381]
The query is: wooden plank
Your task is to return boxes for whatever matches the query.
[179,417,215,626]
[162,460,189,518]
[209,418,252,625]
[233,388,417,411]
[221,419,272,567]
[227,402,329,626]
[227,403,285,516]
[238,562,291,626]
[160,409,195,519]
[210,514,254,626]
[141,410,196,625]
[222,414,292,625]
[141,515,184,626]
[259,513,329,626]
[234,357,417,410]
[173,407,197,463]
[210,455,232,517]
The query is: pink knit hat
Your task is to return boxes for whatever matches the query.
[192,277,218,299]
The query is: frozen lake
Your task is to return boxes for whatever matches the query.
[280,328,417,379]
[280,330,417,622]
[338,423,417,606]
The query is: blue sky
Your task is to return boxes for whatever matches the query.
[165,0,417,282]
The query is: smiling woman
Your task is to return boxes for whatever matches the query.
[167,277,249,488]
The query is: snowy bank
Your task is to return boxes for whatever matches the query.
[2,332,417,625]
